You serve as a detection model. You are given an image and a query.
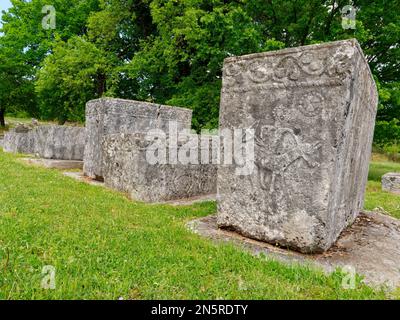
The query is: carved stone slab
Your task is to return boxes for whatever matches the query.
[217,39,378,253]
[102,133,217,202]
[83,98,193,180]
[382,173,400,194]
[33,126,86,160]
[3,129,34,154]
[3,125,86,160]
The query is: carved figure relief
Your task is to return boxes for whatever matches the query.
[251,98,322,215]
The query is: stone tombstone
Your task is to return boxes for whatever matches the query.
[382,173,400,194]
[3,125,35,154]
[84,98,193,180]
[33,125,86,160]
[217,39,378,253]
[3,125,86,160]
[102,132,217,202]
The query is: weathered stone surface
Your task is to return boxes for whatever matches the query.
[3,125,86,160]
[102,133,217,202]
[382,173,400,194]
[33,126,86,160]
[3,127,35,154]
[217,39,378,253]
[20,158,84,170]
[84,98,193,180]
[63,171,106,188]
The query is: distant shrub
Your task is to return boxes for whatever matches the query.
[373,119,400,162]
[374,119,400,146]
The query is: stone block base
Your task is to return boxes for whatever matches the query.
[382,173,400,194]
[20,158,84,170]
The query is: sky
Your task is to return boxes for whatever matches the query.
[0,0,12,27]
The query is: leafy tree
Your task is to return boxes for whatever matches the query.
[86,0,155,99]
[0,44,35,126]
[354,0,400,122]
[35,36,112,123]
[0,0,101,124]
[127,0,284,130]
[1,0,399,134]
[126,0,399,130]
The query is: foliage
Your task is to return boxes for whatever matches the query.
[374,119,400,146]
[0,0,399,130]
[126,1,287,130]
[365,157,400,219]
[0,0,101,124]
[0,48,35,125]
[35,36,112,123]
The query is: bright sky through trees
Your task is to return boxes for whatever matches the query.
[0,0,12,27]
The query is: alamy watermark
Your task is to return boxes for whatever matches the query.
[41,265,56,290]
[341,5,357,30]
[144,122,255,176]
[341,265,356,289]
[42,5,56,30]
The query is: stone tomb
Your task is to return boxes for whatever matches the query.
[84,98,193,180]
[102,132,217,202]
[217,39,378,253]
[382,173,400,195]
[3,125,33,154]
[3,125,86,160]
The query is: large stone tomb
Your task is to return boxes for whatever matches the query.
[217,39,378,253]
[102,132,217,202]
[84,98,193,180]
[3,125,86,160]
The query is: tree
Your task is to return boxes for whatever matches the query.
[127,0,284,130]
[245,0,400,123]
[127,0,400,130]
[1,0,399,131]
[0,0,101,122]
[35,36,112,123]
[353,0,400,121]
[0,44,35,127]
[86,0,155,98]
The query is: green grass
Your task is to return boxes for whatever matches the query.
[0,150,388,299]
[368,160,400,182]
[364,159,400,219]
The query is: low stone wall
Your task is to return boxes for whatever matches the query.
[84,98,193,180]
[3,125,86,160]
[382,173,400,194]
[102,133,217,202]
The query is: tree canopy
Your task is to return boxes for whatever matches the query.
[0,0,399,131]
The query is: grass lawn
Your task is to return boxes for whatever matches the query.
[0,150,397,300]
[365,157,400,219]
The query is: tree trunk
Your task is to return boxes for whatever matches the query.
[0,108,5,127]
[97,73,106,97]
